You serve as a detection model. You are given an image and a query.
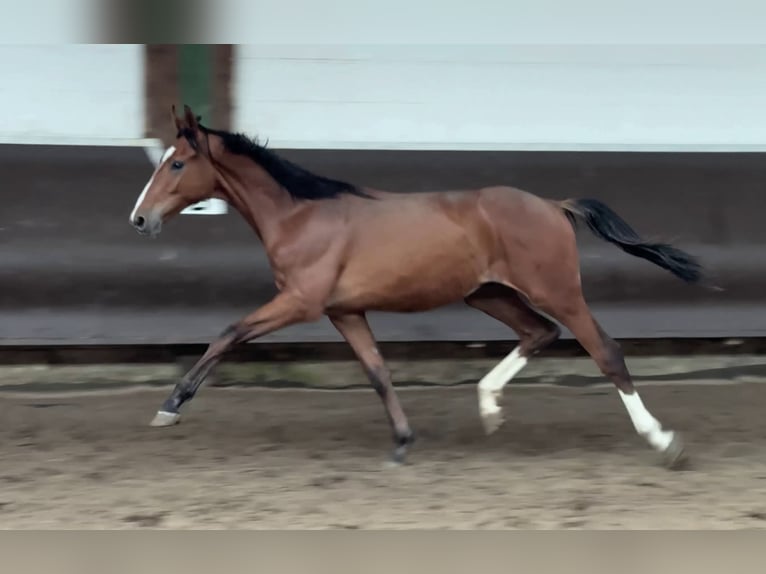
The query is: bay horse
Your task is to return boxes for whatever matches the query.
[130,105,703,469]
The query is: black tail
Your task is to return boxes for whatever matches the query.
[561,198,703,284]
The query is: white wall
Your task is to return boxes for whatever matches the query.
[219,0,766,46]
[233,43,766,151]
[231,0,766,152]
[0,45,145,144]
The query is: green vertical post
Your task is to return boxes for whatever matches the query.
[177,45,228,214]
[178,44,212,122]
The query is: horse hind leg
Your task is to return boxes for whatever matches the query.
[465,284,561,434]
[541,292,686,469]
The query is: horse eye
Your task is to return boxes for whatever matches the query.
[171,160,184,170]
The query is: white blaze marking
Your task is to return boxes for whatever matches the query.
[618,390,674,451]
[158,144,175,164]
[478,347,528,421]
[130,145,176,222]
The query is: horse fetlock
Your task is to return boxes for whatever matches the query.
[480,407,505,435]
[661,432,688,470]
[478,387,503,414]
[394,427,415,447]
[389,428,415,464]
[478,389,504,434]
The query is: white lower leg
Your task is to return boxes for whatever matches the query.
[477,347,528,427]
[618,390,674,451]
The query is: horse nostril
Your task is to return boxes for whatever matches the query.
[133,215,146,230]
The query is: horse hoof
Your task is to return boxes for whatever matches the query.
[480,409,504,435]
[390,445,409,465]
[390,442,413,466]
[662,432,688,470]
[149,410,181,427]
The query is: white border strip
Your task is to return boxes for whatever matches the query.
[6,136,765,153]
[254,140,766,152]
[0,136,165,148]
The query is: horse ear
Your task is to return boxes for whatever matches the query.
[171,105,184,133]
[183,104,200,133]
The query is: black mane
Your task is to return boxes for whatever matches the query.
[189,125,368,200]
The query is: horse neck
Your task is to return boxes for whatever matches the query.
[213,153,297,247]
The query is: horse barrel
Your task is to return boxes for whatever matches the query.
[1,144,764,346]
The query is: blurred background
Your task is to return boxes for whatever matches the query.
[3,2,766,530]
[1,39,766,350]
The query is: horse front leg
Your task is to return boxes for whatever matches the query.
[150,291,312,427]
[329,312,414,463]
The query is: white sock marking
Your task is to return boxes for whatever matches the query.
[130,145,176,222]
[618,390,674,451]
[477,347,528,420]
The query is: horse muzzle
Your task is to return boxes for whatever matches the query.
[130,212,162,237]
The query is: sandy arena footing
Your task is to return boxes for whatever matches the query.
[1,373,766,528]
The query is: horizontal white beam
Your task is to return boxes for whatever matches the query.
[0,136,164,148]
[4,135,765,153]
[261,140,766,153]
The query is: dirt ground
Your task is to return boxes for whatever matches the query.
[2,380,766,529]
